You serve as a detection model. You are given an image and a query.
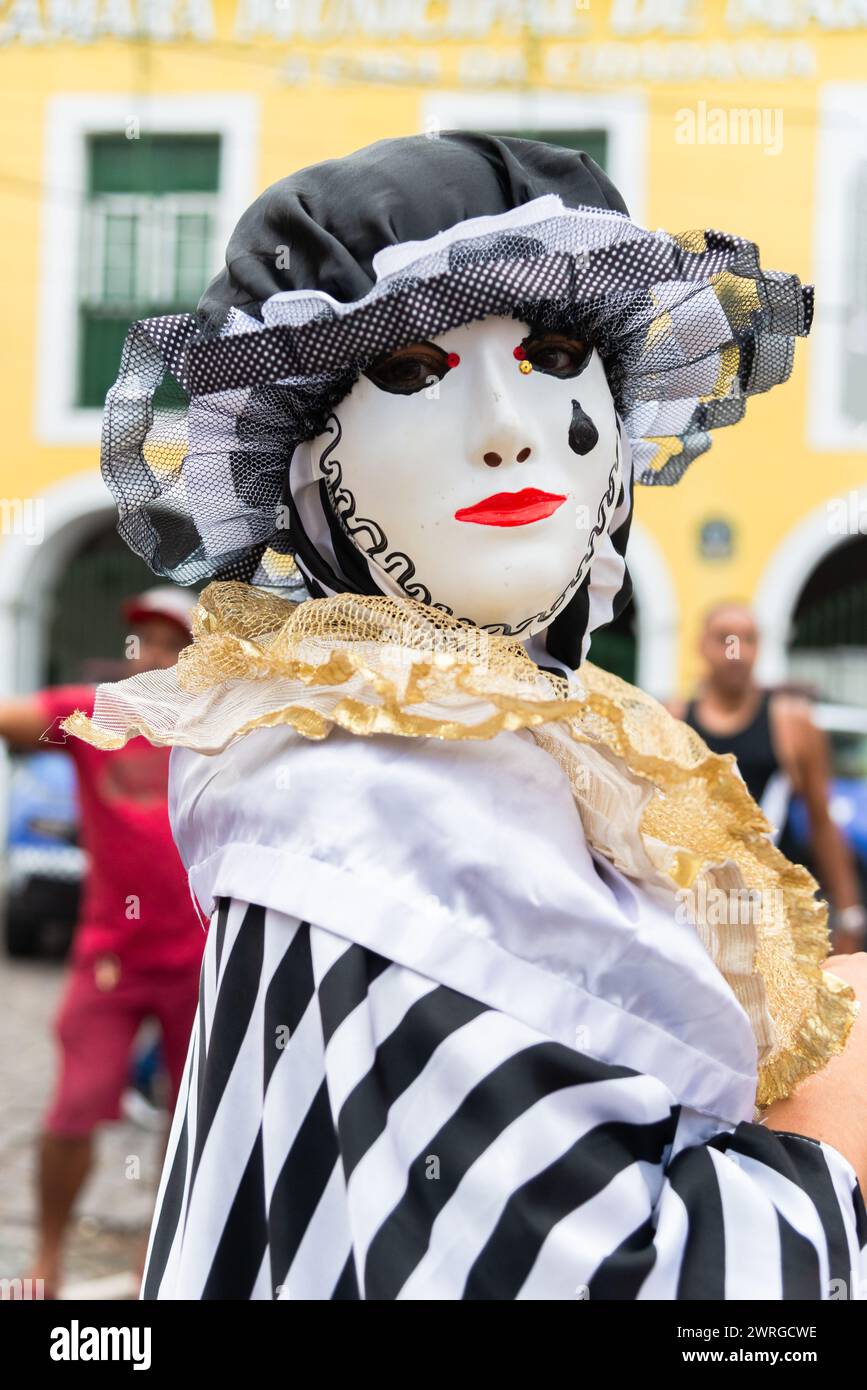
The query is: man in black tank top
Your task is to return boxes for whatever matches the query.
[685,686,780,809]
[670,602,865,956]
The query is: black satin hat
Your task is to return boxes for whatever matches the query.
[99,127,810,662]
[197,131,629,329]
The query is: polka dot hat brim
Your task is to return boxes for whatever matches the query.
[101,191,811,590]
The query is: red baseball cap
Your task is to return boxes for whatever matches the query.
[121,585,198,637]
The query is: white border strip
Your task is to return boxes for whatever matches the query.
[753,486,867,685]
[808,82,867,452]
[34,93,260,446]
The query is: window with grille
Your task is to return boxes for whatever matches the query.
[77,133,220,409]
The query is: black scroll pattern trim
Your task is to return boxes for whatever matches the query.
[316,415,621,635]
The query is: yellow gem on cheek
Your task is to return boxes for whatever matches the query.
[518,359,533,374]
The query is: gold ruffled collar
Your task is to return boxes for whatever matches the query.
[62,580,856,1109]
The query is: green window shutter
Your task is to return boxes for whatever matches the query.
[174,210,215,302]
[585,618,637,686]
[78,312,189,410]
[504,129,608,172]
[88,134,221,195]
[78,313,132,410]
[101,211,138,301]
[78,135,220,409]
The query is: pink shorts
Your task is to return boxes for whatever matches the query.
[44,955,201,1137]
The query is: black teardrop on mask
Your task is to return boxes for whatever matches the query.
[568,399,599,456]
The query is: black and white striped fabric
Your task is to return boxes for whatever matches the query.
[142,899,867,1301]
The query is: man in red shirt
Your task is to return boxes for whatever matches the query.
[0,586,205,1297]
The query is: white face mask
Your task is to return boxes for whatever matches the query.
[309,313,621,635]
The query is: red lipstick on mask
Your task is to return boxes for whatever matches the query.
[454,488,567,527]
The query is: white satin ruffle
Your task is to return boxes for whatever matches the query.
[168,719,760,1128]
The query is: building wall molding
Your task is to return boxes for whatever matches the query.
[625,520,678,699]
[0,473,679,702]
[753,486,867,686]
[808,82,867,452]
[0,470,114,696]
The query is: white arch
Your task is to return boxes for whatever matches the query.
[0,470,115,698]
[625,520,679,699]
[0,473,680,703]
[753,486,867,686]
[0,469,114,842]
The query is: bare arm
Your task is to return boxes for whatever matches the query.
[795,712,860,906]
[0,696,54,752]
[780,703,864,960]
[762,953,867,1193]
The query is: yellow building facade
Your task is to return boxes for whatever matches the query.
[1,0,866,701]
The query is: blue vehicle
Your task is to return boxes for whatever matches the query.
[786,706,867,904]
[2,750,85,958]
[4,708,862,958]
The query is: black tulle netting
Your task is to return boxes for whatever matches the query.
[100,206,813,589]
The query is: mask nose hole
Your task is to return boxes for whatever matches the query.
[483,447,532,467]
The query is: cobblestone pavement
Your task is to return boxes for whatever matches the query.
[0,954,167,1299]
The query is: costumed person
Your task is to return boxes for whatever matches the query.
[64,134,867,1301]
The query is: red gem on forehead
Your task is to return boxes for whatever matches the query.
[513,345,526,360]
[446,352,460,367]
